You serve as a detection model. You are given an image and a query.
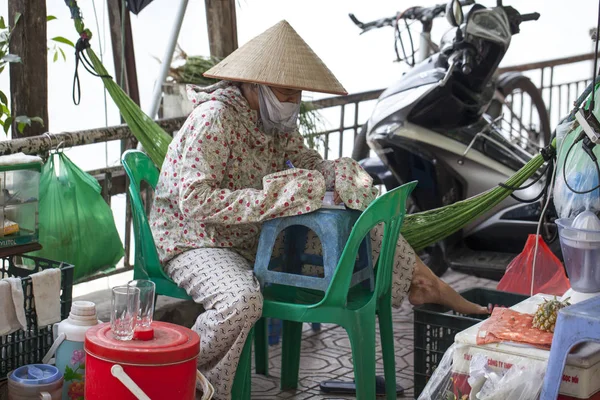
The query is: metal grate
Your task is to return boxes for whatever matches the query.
[0,255,73,380]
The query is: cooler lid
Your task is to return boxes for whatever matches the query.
[85,321,199,365]
[10,364,62,385]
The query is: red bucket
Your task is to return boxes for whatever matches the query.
[84,321,199,400]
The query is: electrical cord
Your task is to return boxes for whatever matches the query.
[505,159,554,204]
[562,133,600,195]
[499,161,550,191]
[531,157,558,296]
[498,143,556,203]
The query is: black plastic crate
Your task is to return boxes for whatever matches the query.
[0,255,73,380]
[413,287,528,398]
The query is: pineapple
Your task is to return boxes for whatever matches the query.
[532,297,571,333]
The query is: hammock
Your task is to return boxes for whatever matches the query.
[63,0,554,252]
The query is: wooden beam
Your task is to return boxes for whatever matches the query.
[205,0,238,59]
[106,0,140,105]
[106,0,127,90]
[106,0,141,268]
[8,0,48,138]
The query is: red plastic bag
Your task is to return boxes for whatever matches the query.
[497,234,570,296]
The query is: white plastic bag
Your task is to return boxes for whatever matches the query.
[418,344,466,400]
[468,353,546,400]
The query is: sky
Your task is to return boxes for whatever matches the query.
[0,0,597,272]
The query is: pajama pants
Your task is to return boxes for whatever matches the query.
[164,225,416,400]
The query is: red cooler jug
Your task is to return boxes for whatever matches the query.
[84,321,200,399]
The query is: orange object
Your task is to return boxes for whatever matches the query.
[497,234,571,296]
[477,307,553,349]
[3,220,19,236]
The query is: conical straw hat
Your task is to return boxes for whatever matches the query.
[203,20,347,95]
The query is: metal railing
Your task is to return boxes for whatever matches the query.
[0,53,593,284]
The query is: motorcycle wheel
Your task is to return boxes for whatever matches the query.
[490,72,551,148]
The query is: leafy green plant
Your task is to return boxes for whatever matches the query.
[166,45,327,149]
[47,15,75,62]
[0,13,45,135]
[299,100,326,150]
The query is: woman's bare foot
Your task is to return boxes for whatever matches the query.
[408,257,489,315]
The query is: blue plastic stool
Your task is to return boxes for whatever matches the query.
[540,295,600,400]
[254,209,374,292]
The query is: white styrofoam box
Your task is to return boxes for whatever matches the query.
[452,294,600,399]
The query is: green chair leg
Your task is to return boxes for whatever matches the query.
[348,316,377,400]
[378,301,398,399]
[280,320,303,390]
[254,317,269,376]
[232,327,253,400]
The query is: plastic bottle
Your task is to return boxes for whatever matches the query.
[43,301,99,400]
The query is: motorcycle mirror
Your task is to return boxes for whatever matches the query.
[446,0,464,27]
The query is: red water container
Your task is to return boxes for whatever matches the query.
[84,321,199,400]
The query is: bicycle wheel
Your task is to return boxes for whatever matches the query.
[491,72,551,152]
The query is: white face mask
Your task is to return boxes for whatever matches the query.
[257,85,301,135]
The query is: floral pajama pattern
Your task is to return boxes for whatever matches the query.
[150,82,416,399]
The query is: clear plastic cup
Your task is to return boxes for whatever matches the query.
[110,285,140,341]
[128,280,156,328]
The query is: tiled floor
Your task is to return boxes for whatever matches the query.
[248,270,497,399]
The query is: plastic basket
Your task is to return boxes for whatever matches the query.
[412,287,528,398]
[0,255,73,380]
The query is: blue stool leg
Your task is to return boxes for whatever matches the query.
[540,314,594,400]
[311,323,321,331]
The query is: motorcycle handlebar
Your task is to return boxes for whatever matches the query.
[350,0,475,33]
[461,51,473,75]
[520,12,540,22]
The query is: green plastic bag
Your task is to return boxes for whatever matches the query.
[29,152,124,280]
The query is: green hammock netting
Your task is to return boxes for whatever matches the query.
[64,0,552,252]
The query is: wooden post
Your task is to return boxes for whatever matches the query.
[106,0,140,106]
[205,0,238,58]
[107,0,140,269]
[8,0,48,138]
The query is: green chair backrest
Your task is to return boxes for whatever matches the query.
[320,181,417,309]
[121,150,163,281]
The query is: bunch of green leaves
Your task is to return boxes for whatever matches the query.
[47,15,75,63]
[167,46,221,87]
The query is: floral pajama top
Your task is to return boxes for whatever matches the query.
[149,82,379,264]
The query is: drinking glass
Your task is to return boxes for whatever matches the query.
[110,285,140,340]
[127,279,156,328]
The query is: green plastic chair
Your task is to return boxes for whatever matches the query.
[121,149,257,399]
[256,181,417,400]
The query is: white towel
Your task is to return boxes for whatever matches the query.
[0,278,27,335]
[30,268,62,327]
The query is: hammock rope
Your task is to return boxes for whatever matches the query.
[62,0,554,252]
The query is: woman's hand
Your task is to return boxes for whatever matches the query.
[408,257,489,315]
[333,191,343,205]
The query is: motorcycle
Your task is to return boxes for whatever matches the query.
[350,0,555,279]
